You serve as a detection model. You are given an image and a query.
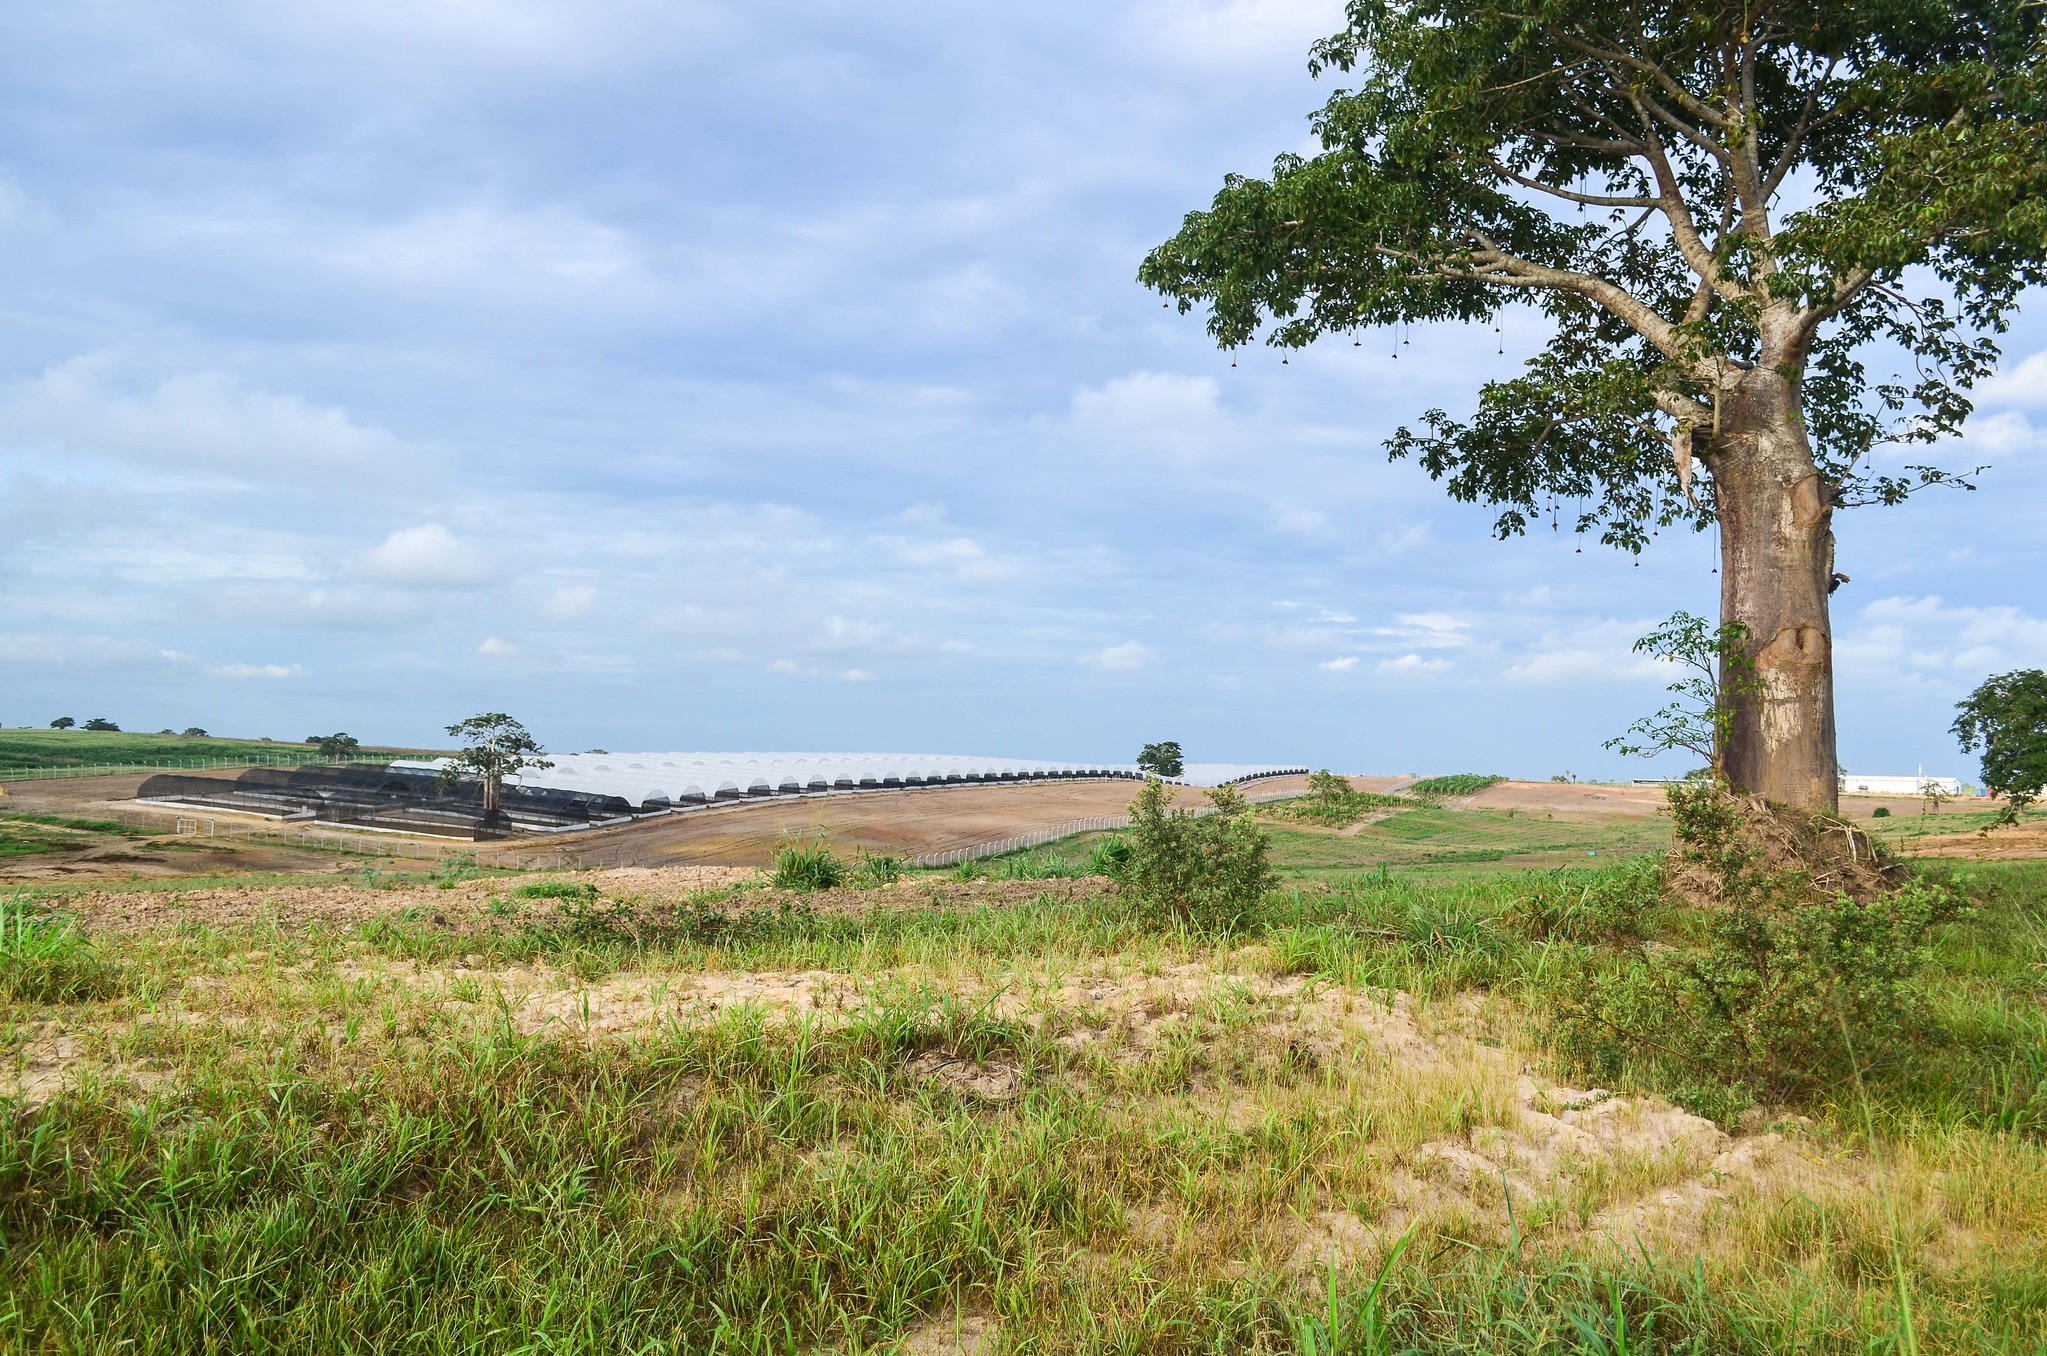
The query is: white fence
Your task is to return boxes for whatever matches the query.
[909,787,1306,868]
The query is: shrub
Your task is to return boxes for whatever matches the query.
[1408,774,1506,798]
[509,879,601,903]
[0,897,121,1003]
[1872,805,1892,818]
[1551,786,1960,1123]
[1089,834,1134,878]
[1264,773,1410,828]
[854,851,905,887]
[773,839,846,891]
[1122,779,1277,930]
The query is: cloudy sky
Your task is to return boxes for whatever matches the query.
[1,0,2042,778]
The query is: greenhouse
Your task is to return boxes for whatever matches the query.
[388,752,1305,812]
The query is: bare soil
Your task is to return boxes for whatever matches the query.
[509,774,1319,867]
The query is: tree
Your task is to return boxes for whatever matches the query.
[1605,611,1758,779]
[83,718,120,732]
[1141,3,2047,812]
[49,717,75,730]
[1137,741,1185,778]
[440,713,552,824]
[1953,668,2047,822]
[182,727,207,737]
[308,732,361,761]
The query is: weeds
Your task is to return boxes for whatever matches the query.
[773,839,847,891]
[0,895,121,1002]
[1408,774,1507,798]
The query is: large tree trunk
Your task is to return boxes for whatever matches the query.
[1708,372,1840,812]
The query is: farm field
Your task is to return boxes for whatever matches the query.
[1,823,2042,1353]
[0,727,438,774]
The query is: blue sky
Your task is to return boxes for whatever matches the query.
[0,0,2042,779]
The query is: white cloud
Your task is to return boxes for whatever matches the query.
[1069,371,1222,460]
[1839,596,2047,683]
[0,357,406,482]
[1503,619,1666,684]
[210,662,304,680]
[1377,653,1450,675]
[1979,348,2047,408]
[768,659,876,681]
[1381,612,1473,650]
[328,206,641,291]
[1081,640,1151,671]
[1959,410,2041,458]
[0,632,185,670]
[477,636,516,657]
[1132,0,1346,68]
[539,586,599,622]
[1318,655,1359,671]
[1270,504,1332,538]
[357,524,494,588]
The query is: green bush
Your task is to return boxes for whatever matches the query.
[0,897,121,1003]
[1551,787,1960,1123]
[1122,780,1277,930]
[1262,769,1411,827]
[854,851,905,887]
[1872,805,1892,818]
[1408,774,1506,798]
[772,840,846,891]
[508,879,601,903]
[1089,834,1134,878]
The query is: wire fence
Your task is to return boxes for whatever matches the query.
[0,752,396,783]
[910,787,1307,868]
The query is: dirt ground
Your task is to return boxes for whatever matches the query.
[51,867,1120,935]
[507,773,1327,867]
[1464,780,2001,824]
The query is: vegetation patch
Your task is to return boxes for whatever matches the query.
[1409,774,1508,799]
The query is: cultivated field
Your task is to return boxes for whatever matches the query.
[2,782,2042,1352]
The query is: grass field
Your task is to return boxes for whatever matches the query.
[1,796,2042,1352]
[0,727,431,773]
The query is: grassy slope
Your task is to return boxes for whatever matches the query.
[0,728,437,771]
[0,825,2042,1350]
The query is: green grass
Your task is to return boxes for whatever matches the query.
[2,812,2042,1352]
[0,727,438,774]
[1407,773,1509,798]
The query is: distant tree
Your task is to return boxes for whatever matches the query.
[1137,741,1185,778]
[441,713,553,824]
[182,727,208,737]
[1953,669,2047,824]
[83,717,120,732]
[49,717,75,730]
[157,728,174,735]
[1307,769,1355,803]
[1142,3,2047,812]
[309,732,361,761]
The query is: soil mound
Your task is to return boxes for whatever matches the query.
[1662,788,1907,909]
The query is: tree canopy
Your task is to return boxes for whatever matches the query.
[1140,0,2047,550]
[440,713,552,819]
[1137,741,1186,778]
[1953,668,2047,817]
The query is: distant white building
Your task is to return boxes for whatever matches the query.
[1840,773,1963,797]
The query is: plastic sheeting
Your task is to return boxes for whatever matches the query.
[389,752,1304,809]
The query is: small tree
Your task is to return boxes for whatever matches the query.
[1306,768,1355,804]
[1953,669,2047,824]
[83,718,120,732]
[1605,612,1757,782]
[1123,779,1276,929]
[182,727,207,737]
[440,713,553,824]
[308,732,361,761]
[49,717,75,730]
[1137,741,1185,778]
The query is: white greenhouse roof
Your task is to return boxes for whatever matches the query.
[389,752,1302,809]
